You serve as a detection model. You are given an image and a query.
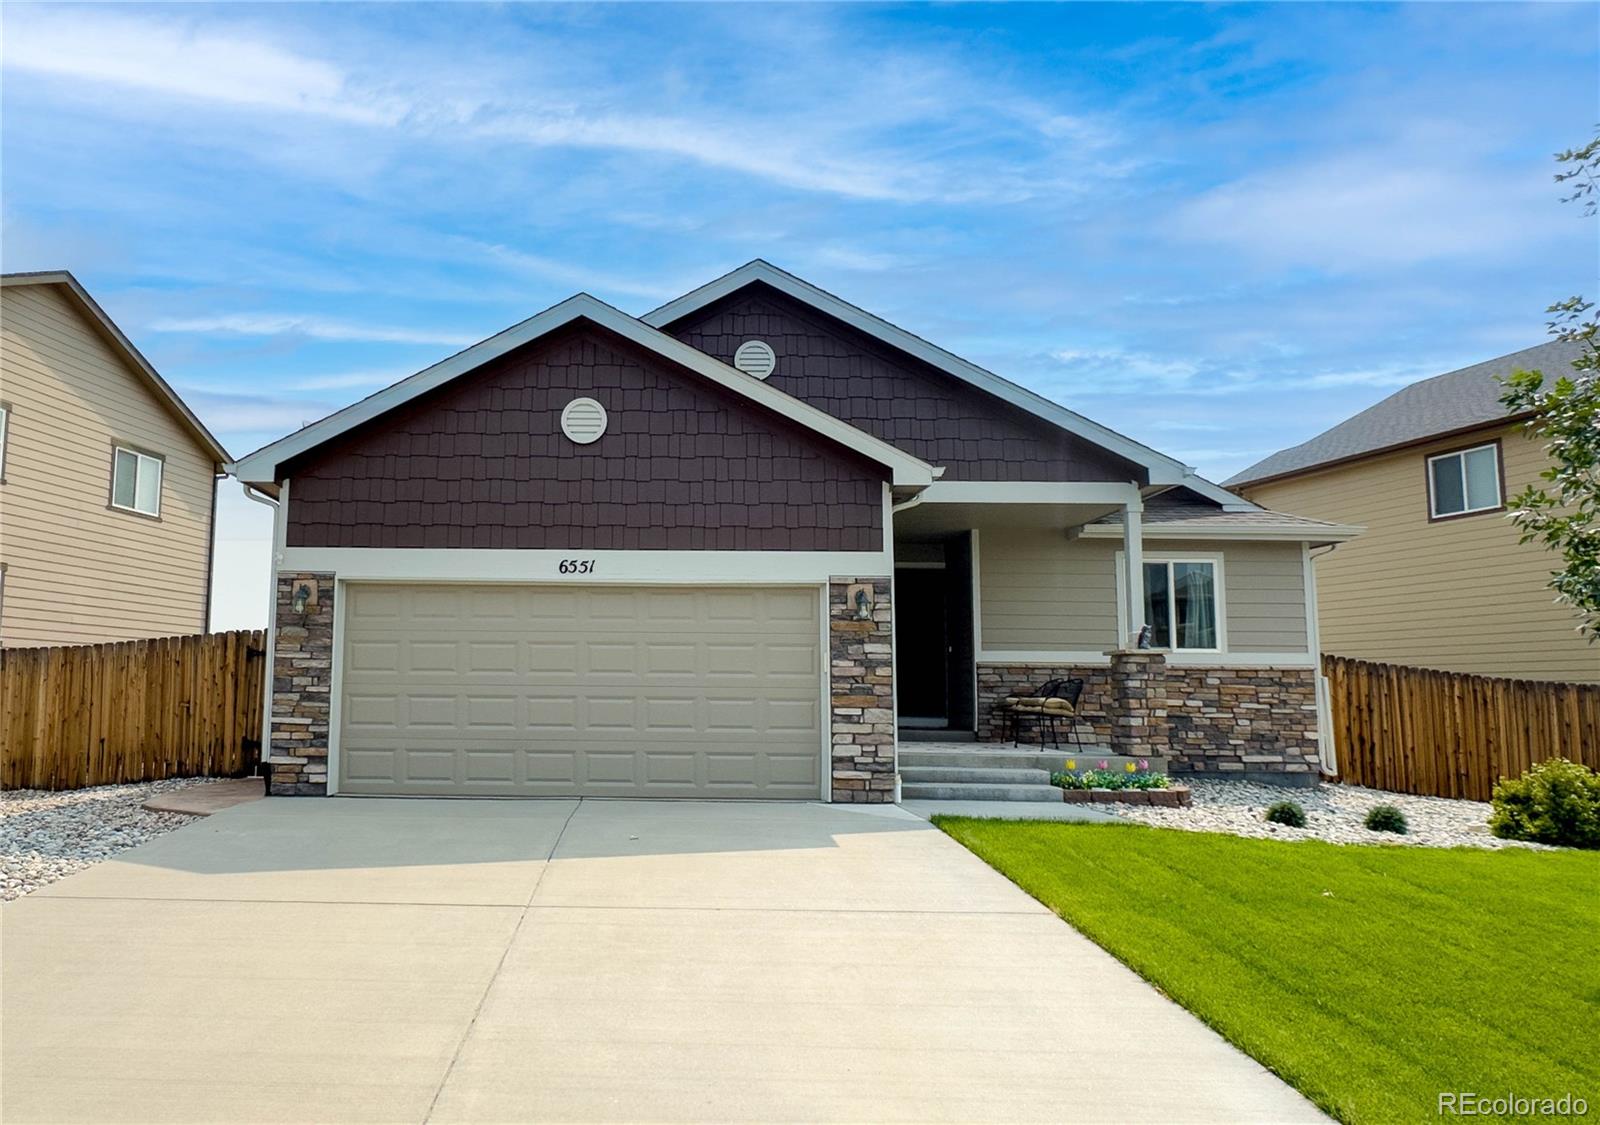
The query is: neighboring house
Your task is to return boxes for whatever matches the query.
[0,271,229,648]
[232,260,1358,800]
[1228,340,1596,684]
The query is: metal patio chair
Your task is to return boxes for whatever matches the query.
[1007,677,1086,749]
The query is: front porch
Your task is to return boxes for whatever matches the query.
[889,484,1325,792]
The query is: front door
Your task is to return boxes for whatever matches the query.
[894,567,948,725]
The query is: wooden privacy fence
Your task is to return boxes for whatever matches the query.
[1,630,266,791]
[1322,654,1600,801]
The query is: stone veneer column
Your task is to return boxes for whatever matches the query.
[268,572,335,796]
[1105,650,1170,758]
[828,576,895,803]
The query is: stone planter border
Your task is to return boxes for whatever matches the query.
[1061,785,1192,808]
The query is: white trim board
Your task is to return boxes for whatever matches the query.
[230,292,935,488]
[917,481,1141,506]
[1079,521,1361,543]
[277,547,892,585]
[641,260,1254,510]
[975,650,1318,669]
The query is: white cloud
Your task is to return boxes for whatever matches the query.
[2,7,404,125]
[1170,150,1561,270]
[0,6,1121,205]
[150,313,475,346]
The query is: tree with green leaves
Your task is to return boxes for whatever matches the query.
[1499,131,1600,642]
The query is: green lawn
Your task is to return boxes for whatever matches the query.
[935,819,1600,1124]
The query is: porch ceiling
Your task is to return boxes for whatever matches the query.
[893,501,1121,537]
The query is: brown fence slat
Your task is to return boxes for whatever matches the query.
[0,630,266,792]
[1322,653,1600,802]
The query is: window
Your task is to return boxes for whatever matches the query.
[1427,442,1501,519]
[1143,560,1219,650]
[111,446,163,516]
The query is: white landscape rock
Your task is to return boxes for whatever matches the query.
[1,778,214,900]
[1111,778,1554,850]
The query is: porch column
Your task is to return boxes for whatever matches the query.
[1122,495,1144,647]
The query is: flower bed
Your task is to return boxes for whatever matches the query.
[1051,761,1191,807]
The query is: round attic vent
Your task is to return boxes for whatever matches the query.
[733,339,777,379]
[560,397,608,445]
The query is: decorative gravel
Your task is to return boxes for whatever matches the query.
[1109,778,1555,850]
[1,778,214,900]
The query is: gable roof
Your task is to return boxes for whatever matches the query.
[230,292,936,488]
[1,270,230,465]
[644,260,1255,512]
[1226,339,1585,488]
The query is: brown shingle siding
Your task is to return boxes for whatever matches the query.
[665,283,1141,483]
[286,322,885,551]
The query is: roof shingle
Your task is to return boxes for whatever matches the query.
[1225,339,1584,487]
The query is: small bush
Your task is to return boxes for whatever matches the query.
[1489,758,1600,850]
[1264,800,1306,828]
[1364,805,1408,834]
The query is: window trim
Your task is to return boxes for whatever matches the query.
[0,401,10,484]
[1425,439,1504,522]
[1114,550,1228,654]
[108,442,165,520]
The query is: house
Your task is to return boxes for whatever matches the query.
[0,271,230,648]
[231,261,1358,799]
[1228,340,1596,684]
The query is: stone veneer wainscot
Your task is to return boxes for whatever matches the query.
[267,571,335,796]
[977,660,1319,785]
[828,576,895,803]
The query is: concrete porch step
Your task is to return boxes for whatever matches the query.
[898,748,1094,771]
[900,781,1065,802]
[898,766,1054,785]
[897,728,977,743]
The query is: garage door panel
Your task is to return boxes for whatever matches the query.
[338,584,823,797]
[526,641,580,674]
[526,696,580,730]
[404,695,458,729]
[585,642,639,675]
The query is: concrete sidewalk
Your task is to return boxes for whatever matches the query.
[1,798,1323,1123]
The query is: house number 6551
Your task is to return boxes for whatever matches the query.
[558,559,596,575]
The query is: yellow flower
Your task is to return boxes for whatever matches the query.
[1125,761,1137,773]
[1065,760,1077,771]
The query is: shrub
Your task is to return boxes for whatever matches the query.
[1364,805,1408,834]
[1264,800,1306,828]
[1489,758,1600,850]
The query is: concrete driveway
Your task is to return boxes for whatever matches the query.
[2,799,1321,1124]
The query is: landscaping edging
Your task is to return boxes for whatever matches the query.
[1062,785,1192,807]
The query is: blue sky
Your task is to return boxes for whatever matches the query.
[2,2,1595,627]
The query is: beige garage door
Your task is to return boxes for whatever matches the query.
[337,584,822,798]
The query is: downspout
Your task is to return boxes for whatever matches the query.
[201,470,222,633]
[1306,541,1338,778]
[241,482,281,788]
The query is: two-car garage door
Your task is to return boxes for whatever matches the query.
[337,584,822,798]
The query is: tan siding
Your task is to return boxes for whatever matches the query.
[0,285,215,647]
[976,527,1308,655]
[1221,540,1310,651]
[978,528,1119,650]
[1243,425,1598,683]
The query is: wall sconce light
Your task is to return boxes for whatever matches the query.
[851,585,873,620]
[291,582,312,614]
[1136,624,1152,650]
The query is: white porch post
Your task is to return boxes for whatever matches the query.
[1122,494,1144,647]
